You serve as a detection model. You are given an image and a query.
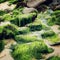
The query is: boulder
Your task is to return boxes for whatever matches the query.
[27,0,46,7]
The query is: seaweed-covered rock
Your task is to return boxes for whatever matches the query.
[41,30,55,38]
[54,10,60,25]
[18,27,30,34]
[27,20,42,31]
[0,23,19,39]
[12,41,53,60]
[15,34,39,43]
[3,7,24,21]
[47,35,60,45]
[11,13,37,26]
[47,10,60,25]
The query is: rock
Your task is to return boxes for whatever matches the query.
[0,2,16,11]
[27,0,46,8]
[50,4,60,10]
[23,7,37,14]
[55,5,60,10]
[52,0,60,5]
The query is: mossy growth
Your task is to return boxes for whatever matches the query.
[36,10,57,26]
[47,15,56,26]
[0,16,4,22]
[41,30,55,38]
[0,10,7,16]
[41,30,60,44]
[3,14,12,21]
[10,13,36,26]
[12,41,53,60]
[27,20,43,31]
[8,0,18,4]
[54,10,60,25]
[15,35,39,43]
[47,10,60,25]
[0,23,19,39]
[0,0,7,3]
[3,12,36,26]
[18,27,30,34]
[12,7,23,15]
[3,7,36,27]
[0,0,18,4]
[47,56,60,60]
[0,40,4,52]
[3,7,24,21]
[48,35,60,44]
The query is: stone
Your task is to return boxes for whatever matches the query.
[27,0,46,7]
[23,7,37,14]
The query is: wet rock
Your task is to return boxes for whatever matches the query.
[23,7,37,14]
